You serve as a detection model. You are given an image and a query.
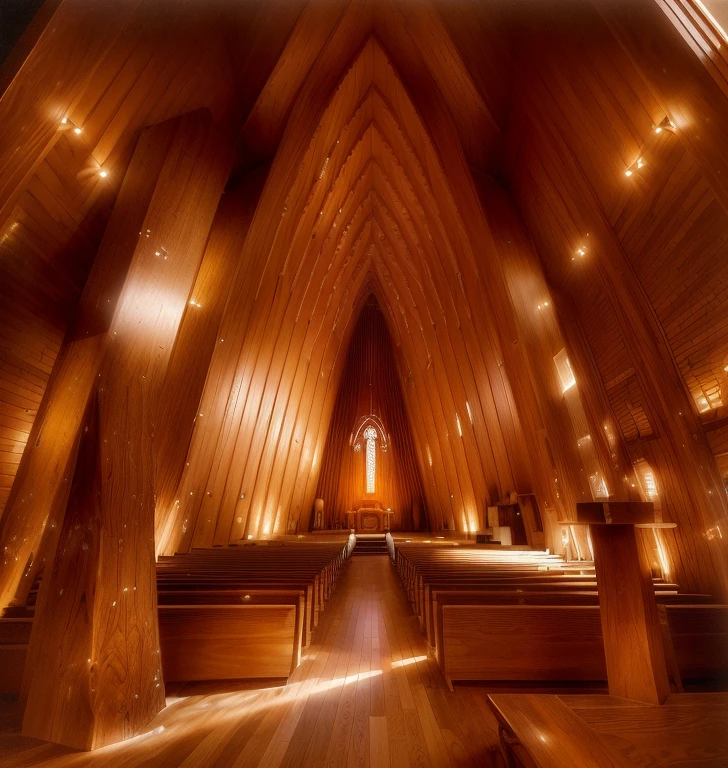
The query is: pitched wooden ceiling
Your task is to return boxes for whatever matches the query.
[1,0,728,598]
[159,27,531,552]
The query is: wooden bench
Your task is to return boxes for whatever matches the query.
[0,618,32,695]
[389,540,727,691]
[439,602,728,688]
[159,598,303,682]
[2,537,354,692]
[427,586,713,658]
[488,692,728,767]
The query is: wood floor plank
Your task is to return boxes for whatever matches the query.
[0,555,505,767]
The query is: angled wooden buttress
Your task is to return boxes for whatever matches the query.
[19,109,232,750]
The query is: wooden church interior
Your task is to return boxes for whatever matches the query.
[0,0,728,765]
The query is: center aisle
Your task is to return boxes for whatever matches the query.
[1,556,505,767]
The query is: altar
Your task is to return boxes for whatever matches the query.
[345,506,393,532]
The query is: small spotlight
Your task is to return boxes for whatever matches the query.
[73,126,82,135]
[637,158,644,169]
[99,169,108,178]
[653,116,676,134]
[61,117,68,125]
[625,169,633,177]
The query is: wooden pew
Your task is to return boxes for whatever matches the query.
[389,540,727,690]
[488,693,728,768]
[159,595,304,682]
[438,602,728,688]
[155,537,354,683]
[2,537,354,693]
[0,618,32,695]
[427,587,711,658]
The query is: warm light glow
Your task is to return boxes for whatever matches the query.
[554,349,576,392]
[653,116,677,134]
[643,471,657,499]
[653,529,671,579]
[455,413,462,437]
[189,299,202,308]
[73,126,82,135]
[364,425,377,494]
[391,656,427,668]
[589,471,609,500]
[99,169,108,178]
[626,158,645,177]
[466,401,473,424]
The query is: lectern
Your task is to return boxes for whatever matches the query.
[565,502,674,704]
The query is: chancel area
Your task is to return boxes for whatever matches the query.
[0,0,727,765]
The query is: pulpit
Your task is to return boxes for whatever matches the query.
[564,501,675,704]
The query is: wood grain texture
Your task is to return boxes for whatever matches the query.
[159,605,299,682]
[0,556,510,767]
[0,1,727,753]
[4,0,726,595]
[19,109,231,750]
[491,692,728,768]
[590,524,670,704]
[501,0,728,596]
[488,694,637,768]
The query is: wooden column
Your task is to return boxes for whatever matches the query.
[19,109,231,750]
[0,117,176,611]
[575,502,671,704]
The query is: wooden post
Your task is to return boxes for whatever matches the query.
[0,117,177,612]
[575,502,671,704]
[19,109,232,750]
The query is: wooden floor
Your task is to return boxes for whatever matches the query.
[0,556,510,767]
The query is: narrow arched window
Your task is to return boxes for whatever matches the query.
[363,425,377,494]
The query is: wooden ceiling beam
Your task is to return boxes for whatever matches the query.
[373,0,501,173]
[0,0,141,233]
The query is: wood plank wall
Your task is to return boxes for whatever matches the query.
[0,0,239,515]
[158,36,538,551]
[315,299,427,530]
[1,0,727,603]
[500,0,728,594]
